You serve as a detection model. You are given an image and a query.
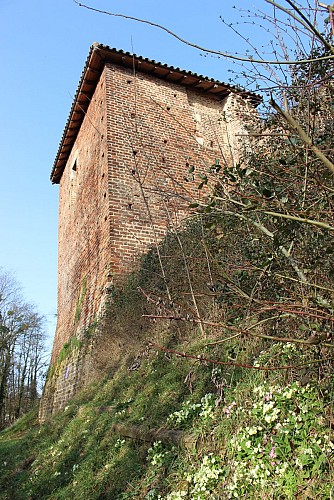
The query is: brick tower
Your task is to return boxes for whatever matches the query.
[39,43,258,420]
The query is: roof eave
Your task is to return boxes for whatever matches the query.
[51,44,261,184]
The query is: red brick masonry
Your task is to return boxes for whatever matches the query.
[39,45,257,420]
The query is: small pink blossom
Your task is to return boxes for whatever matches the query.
[264,391,273,402]
[224,401,237,417]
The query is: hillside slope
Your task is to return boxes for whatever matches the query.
[1,235,333,498]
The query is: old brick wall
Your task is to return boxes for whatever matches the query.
[39,70,111,419]
[40,63,255,420]
[105,64,244,275]
[54,69,111,359]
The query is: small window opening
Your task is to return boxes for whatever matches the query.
[70,160,77,209]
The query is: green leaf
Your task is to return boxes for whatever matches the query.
[241,198,253,207]
[262,188,273,198]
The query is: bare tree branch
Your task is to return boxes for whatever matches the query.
[149,342,334,370]
[270,95,334,175]
[265,0,334,53]
[74,1,334,65]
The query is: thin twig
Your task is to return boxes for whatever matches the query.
[74,1,334,65]
[270,96,334,176]
[149,342,334,371]
[143,315,334,347]
[260,210,334,231]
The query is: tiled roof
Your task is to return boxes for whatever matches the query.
[51,43,261,184]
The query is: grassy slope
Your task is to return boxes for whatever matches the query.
[0,327,333,499]
[1,224,333,499]
[0,332,213,499]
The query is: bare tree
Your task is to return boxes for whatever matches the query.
[0,269,47,428]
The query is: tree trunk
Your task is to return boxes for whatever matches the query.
[0,349,11,428]
[110,422,196,449]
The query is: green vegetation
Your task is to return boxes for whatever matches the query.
[74,277,87,325]
[1,230,333,498]
[0,330,332,499]
[2,3,334,498]
[57,337,83,365]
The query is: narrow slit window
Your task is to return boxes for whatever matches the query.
[70,160,77,209]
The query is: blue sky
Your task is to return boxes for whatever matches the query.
[0,0,309,349]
